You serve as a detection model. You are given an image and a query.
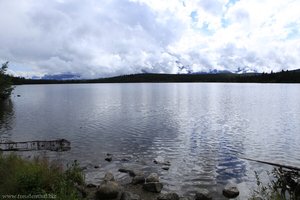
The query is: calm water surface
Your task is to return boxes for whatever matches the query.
[1,83,300,199]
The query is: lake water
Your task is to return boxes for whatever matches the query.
[1,83,300,199]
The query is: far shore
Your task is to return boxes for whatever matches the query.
[11,69,300,85]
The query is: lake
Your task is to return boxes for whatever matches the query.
[1,83,300,199]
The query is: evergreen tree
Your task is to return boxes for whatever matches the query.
[0,62,14,100]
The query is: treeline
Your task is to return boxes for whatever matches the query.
[11,69,300,85]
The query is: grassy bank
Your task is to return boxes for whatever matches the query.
[0,153,84,200]
[1,152,299,200]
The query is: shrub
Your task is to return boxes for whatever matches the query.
[249,168,300,200]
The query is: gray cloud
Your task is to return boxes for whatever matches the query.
[0,0,299,78]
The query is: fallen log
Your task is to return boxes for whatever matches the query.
[0,139,71,152]
[239,156,300,171]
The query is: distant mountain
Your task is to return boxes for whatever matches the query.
[184,66,258,74]
[193,69,233,74]
[41,73,80,80]
[235,67,258,74]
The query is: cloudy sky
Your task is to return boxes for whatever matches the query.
[0,0,299,78]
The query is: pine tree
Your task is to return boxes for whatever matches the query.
[0,62,14,100]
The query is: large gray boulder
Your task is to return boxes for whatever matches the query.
[96,172,120,199]
[143,182,163,193]
[194,189,212,200]
[96,181,120,199]
[157,192,179,200]
[146,173,159,183]
[222,184,239,198]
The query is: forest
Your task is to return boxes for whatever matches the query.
[10,68,300,85]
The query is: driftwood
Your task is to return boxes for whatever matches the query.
[0,139,71,152]
[240,156,300,171]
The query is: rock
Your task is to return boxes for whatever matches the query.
[129,170,143,177]
[180,198,192,200]
[162,166,170,170]
[132,175,145,185]
[105,154,113,162]
[222,184,239,198]
[296,183,300,198]
[120,192,141,200]
[154,157,171,166]
[157,192,179,200]
[118,168,143,177]
[104,172,115,182]
[119,168,130,173]
[163,161,171,166]
[194,189,212,200]
[86,183,97,188]
[146,173,159,183]
[96,181,120,199]
[94,165,100,169]
[153,156,164,163]
[251,197,263,200]
[143,182,163,193]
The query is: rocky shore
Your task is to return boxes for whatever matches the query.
[76,154,240,200]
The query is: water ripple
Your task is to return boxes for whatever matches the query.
[1,83,300,199]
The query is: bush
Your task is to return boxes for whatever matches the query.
[249,168,300,200]
[0,62,14,100]
[0,153,84,200]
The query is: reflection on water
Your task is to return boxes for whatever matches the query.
[0,99,14,142]
[1,83,300,199]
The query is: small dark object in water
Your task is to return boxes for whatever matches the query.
[17,95,21,97]
[105,154,113,162]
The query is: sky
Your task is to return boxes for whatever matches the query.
[0,0,300,78]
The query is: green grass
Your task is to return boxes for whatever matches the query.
[0,153,84,200]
